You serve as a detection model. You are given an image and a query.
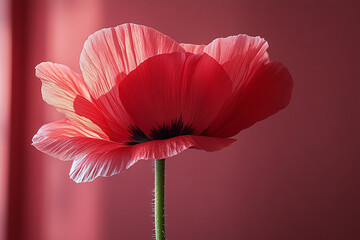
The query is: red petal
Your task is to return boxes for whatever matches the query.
[32,120,123,161]
[183,35,270,93]
[73,95,129,143]
[33,121,234,183]
[209,62,293,138]
[118,52,232,135]
[69,135,236,183]
[80,23,184,99]
[36,63,107,138]
[79,24,185,140]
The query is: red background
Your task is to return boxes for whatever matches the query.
[1,0,360,239]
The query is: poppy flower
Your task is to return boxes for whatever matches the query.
[32,23,293,183]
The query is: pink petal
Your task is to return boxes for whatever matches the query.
[32,120,123,161]
[183,35,270,93]
[180,43,206,53]
[208,62,293,138]
[118,52,232,136]
[79,24,185,140]
[73,95,129,143]
[36,63,107,139]
[80,23,184,99]
[70,135,236,183]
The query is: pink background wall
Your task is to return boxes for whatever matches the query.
[3,0,360,239]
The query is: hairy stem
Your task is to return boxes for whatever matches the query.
[155,159,165,240]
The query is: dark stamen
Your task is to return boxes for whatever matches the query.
[125,124,150,145]
[125,115,195,145]
[149,116,194,140]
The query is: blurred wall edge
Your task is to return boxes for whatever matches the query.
[0,0,11,238]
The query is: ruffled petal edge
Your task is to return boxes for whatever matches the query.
[70,135,236,183]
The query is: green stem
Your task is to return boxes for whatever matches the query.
[155,159,165,240]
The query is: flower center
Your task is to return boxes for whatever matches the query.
[125,116,194,145]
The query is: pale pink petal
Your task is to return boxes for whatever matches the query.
[204,35,270,93]
[79,24,185,138]
[80,23,185,98]
[70,135,236,183]
[32,120,123,161]
[36,63,107,139]
[118,52,232,136]
[182,35,270,93]
[208,62,293,138]
[73,95,129,143]
[180,43,206,54]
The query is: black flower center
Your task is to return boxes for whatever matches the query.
[125,116,194,145]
